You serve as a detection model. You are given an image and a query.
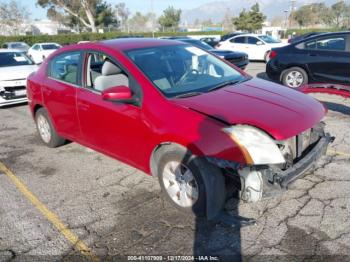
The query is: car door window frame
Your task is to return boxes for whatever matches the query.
[247,37,259,45]
[82,50,143,107]
[301,35,348,52]
[230,36,246,44]
[47,51,83,87]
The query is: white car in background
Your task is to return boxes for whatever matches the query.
[0,49,38,107]
[27,43,61,64]
[217,34,287,62]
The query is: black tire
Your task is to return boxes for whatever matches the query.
[35,108,65,148]
[281,67,308,88]
[156,145,226,218]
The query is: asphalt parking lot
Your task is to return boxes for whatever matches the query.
[1,62,350,261]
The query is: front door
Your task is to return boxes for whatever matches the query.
[76,51,147,169]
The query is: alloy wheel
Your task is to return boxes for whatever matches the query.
[162,161,199,207]
[285,71,304,88]
[37,115,51,143]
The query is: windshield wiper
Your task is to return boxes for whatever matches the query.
[174,91,203,98]
[208,78,250,92]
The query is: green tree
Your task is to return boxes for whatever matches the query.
[115,2,130,32]
[158,6,181,32]
[0,0,29,35]
[37,0,101,32]
[232,3,266,32]
[95,2,117,27]
[294,3,329,28]
[128,12,155,32]
[328,1,350,28]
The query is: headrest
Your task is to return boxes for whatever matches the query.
[102,60,122,76]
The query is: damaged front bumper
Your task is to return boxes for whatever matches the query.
[265,133,334,189]
[207,131,334,201]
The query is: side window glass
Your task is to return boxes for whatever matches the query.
[247,37,259,45]
[304,37,345,51]
[50,52,81,85]
[305,40,316,50]
[33,45,39,51]
[316,37,345,51]
[231,37,245,44]
[85,52,129,92]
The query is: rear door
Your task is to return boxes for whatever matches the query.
[302,35,350,84]
[227,36,248,54]
[246,36,266,60]
[43,51,82,141]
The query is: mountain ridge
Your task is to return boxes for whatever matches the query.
[182,0,349,24]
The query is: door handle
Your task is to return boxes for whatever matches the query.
[308,53,317,57]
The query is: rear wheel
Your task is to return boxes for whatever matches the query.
[157,146,226,217]
[35,108,65,148]
[282,67,308,88]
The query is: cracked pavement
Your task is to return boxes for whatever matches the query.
[0,62,350,260]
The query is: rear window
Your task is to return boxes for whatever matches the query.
[304,36,346,51]
[42,44,60,50]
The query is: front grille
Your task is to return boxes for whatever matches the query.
[0,86,27,100]
[277,123,324,169]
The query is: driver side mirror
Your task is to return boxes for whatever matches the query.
[102,86,136,104]
[256,41,264,46]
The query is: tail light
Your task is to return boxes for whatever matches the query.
[269,50,277,59]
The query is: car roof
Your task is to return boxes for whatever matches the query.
[0,48,25,53]
[4,42,27,45]
[99,38,184,51]
[291,31,350,45]
[34,42,60,45]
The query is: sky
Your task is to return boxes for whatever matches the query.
[7,0,215,20]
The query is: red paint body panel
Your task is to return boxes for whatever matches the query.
[101,86,133,101]
[26,39,327,174]
[299,83,350,99]
[174,78,326,140]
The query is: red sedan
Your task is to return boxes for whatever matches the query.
[27,39,333,219]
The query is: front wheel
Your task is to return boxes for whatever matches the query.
[281,67,308,88]
[157,146,226,218]
[35,108,65,148]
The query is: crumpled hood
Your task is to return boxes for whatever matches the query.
[173,78,326,140]
[0,65,38,81]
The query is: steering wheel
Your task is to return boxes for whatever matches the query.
[175,69,199,87]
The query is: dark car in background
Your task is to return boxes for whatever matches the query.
[288,32,326,44]
[178,38,249,69]
[266,32,350,88]
[200,37,219,47]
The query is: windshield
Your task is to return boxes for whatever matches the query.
[42,44,60,50]
[11,43,29,49]
[182,40,212,51]
[259,35,281,44]
[0,52,34,67]
[126,44,246,98]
